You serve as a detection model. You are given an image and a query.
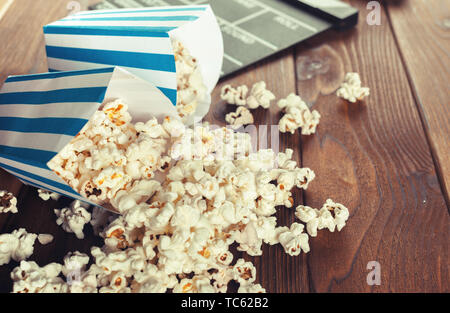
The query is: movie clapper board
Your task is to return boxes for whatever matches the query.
[91,0,358,78]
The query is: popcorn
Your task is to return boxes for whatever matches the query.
[278,93,321,135]
[221,81,275,109]
[233,258,257,286]
[278,223,310,256]
[11,261,67,293]
[220,84,248,106]
[0,228,37,266]
[54,200,91,239]
[246,81,275,109]
[336,72,370,103]
[37,189,61,201]
[37,234,54,245]
[0,190,17,214]
[238,283,266,293]
[172,39,207,121]
[295,199,350,237]
[225,106,254,129]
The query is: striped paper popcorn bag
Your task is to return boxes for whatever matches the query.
[0,67,177,210]
[43,4,223,125]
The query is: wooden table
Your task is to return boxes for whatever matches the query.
[0,0,448,293]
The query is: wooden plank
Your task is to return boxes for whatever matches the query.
[294,0,449,292]
[207,49,309,292]
[385,0,450,204]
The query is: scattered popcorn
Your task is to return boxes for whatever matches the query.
[278,93,321,135]
[225,106,254,129]
[37,234,54,245]
[0,190,17,214]
[173,39,207,121]
[37,189,61,201]
[220,81,275,110]
[336,72,370,103]
[54,200,91,239]
[220,84,248,106]
[0,228,37,266]
[246,81,275,109]
[295,199,350,237]
[278,223,310,256]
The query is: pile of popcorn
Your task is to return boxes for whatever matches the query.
[172,39,207,122]
[3,99,350,293]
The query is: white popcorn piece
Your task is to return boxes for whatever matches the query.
[278,223,310,256]
[225,106,254,129]
[0,190,17,214]
[278,93,321,135]
[37,189,61,201]
[11,261,67,293]
[233,258,257,286]
[37,234,54,245]
[238,283,266,293]
[246,81,275,109]
[295,199,350,237]
[54,200,91,239]
[220,84,248,106]
[336,72,370,103]
[0,228,38,266]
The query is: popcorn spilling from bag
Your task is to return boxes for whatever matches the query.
[336,72,370,103]
[8,99,349,293]
[173,39,207,122]
[0,190,17,214]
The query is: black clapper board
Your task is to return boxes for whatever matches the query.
[90,0,358,78]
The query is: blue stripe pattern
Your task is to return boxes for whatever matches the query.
[75,7,207,15]
[0,87,108,105]
[41,5,210,106]
[46,46,176,72]
[0,117,88,135]
[44,25,175,36]
[6,67,115,82]
[0,145,57,169]
[0,161,80,195]
[62,15,199,22]
[158,87,177,106]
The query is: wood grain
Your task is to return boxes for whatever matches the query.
[294,0,449,292]
[384,0,450,205]
[0,0,448,293]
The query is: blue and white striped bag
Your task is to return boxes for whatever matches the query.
[0,67,177,207]
[43,4,223,122]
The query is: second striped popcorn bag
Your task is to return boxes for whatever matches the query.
[0,67,179,211]
[43,4,223,125]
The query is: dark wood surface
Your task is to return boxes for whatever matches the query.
[0,0,448,293]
